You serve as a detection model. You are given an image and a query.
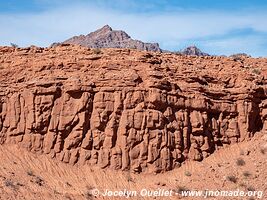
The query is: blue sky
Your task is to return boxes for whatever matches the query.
[1,0,267,56]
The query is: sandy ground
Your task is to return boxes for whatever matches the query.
[0,132,266,200]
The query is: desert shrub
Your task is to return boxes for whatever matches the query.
[127,176,134,182]
[236,158,246,166]
[174,51,183,56]
[84,185,94,200]
[252,68,261,75]
[26,169,45,186]
[65,182,72,187]
[99,72,105,79]
[175,186,190,194]
[10,43,18,48]
[35,176,44,186]
[92,48,101,54]
[184,171,192,176]
[226,175,238,183]
[84,191,93,200]
[239,183,246,188]
[260,147,266,154]
[230,53,251,60]
[53,189,60,195]
[4,180,17,190]
[64,194,73,200]
[243,171,251,178]
[27,170,34,176]
[247,186,255,191]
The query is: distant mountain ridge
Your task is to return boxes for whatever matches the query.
[180,45,209,56]
[53,25,161,52]
[52,25,209,55]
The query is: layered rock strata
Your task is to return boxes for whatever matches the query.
[0,45,266,173]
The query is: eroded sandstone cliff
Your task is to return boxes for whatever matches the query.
[0,45,266,173]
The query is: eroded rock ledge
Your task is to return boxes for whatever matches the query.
[0,45,266,173]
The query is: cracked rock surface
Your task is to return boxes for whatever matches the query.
[0,45,267,173]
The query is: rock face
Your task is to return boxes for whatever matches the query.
[181,45,209,56]
[0,45,266,173]
[54,25,161,52]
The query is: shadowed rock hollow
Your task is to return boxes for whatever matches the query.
[0,44,267,173]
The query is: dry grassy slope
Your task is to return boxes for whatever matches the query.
[0,132,266,200]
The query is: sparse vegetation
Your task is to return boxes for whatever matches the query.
[65,181,72,187]
[34,176,44,186]
[126,171,135,182]
[127,176,134,182]
[174,51,183,56]
[252,68,261,75]
[185,171,192,176]
[53,189,60,195]
[239,183,246,188]
[4,179,17,190]
[84,185,94,200]
[243,171,252,178]
[260,147,266,154]
[26,169,45,186]
[175,186,190,194]
[226,175,238,183]
[92,48,101,54]
[236,158,246,166]
[64,194,73,200]
[4,179,14,187]
[99,72,105,79]
[247,186,256,191]
[10,43,18,48]
[230,53,251,61]
[84,191,93,200]
[27,170,34,176]
[16,182,24,187]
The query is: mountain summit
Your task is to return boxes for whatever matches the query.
[52,26,211,55]
[56,25,161,52]
[181,45,209,56]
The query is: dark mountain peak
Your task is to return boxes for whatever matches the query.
[53,26,210,55]
[182,45,209,56]
[90,25,113,35]
[101,24,113,31]
[56,25,161,52]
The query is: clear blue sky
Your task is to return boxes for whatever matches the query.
[1,0,267,56]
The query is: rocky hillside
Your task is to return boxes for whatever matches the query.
[53,25,161,52]
[0,44,266,174]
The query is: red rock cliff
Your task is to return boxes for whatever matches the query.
[0,45,266,173]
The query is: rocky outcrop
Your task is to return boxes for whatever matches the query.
[0,45,266,173]
[53,25,161,52]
